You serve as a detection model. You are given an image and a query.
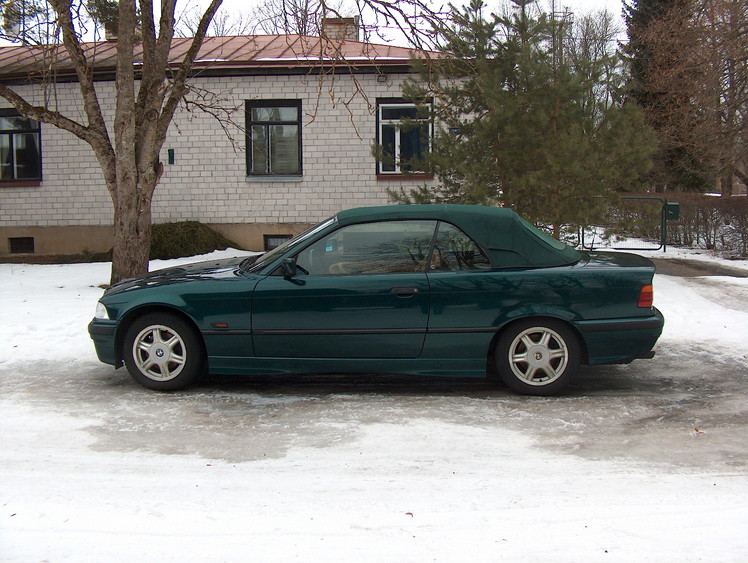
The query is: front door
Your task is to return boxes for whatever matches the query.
[251,220,437,359]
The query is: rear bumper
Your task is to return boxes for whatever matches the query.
[575,308,664,365]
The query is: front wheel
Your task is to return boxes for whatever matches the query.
[123,313,204,391]
[495,319,580,396]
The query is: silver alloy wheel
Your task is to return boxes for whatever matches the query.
[507,326,569,386]
[131,324,187,381]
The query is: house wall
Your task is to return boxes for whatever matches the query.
[0,70,431,256]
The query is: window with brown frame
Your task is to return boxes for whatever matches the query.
[0,110,41,182]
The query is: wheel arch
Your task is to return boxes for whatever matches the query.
[114,305,205,367]
[486,314,589,376]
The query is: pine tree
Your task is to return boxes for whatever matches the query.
[392,0,656,237]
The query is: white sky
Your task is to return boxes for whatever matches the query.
[560,0,624,16]
[215,0,625,16]
[0,1,627,45]
[213,0,628,35]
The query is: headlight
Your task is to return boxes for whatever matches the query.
[95,302,110,319]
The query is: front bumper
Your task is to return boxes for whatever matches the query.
[88,318,120,367]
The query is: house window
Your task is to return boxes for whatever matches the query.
[264,234,291,251]
[376,99,431,175]
[247,100,302,176]
[0,110,41,182]
[9,237,35,254]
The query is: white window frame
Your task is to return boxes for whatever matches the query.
[376,100,432,175]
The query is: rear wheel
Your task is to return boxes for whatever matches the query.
[495,319,580,396]
[123,313,204,391]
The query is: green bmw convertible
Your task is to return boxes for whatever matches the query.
[89,204,664,395]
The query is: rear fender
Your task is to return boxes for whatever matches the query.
[495,305,577,327]
[490,306,589,364]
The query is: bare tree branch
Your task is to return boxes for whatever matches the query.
[158,0,223,148]
[640,0,747,194]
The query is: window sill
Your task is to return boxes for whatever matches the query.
[0,179,42,187]
[377,174,433,181]
[246,175,303,183]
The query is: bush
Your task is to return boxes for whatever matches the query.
[576,193,748,258]
[150,221,241,260]
[599,193,748,258]
[661,193,748,258]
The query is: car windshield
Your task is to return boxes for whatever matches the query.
[240,217,336,273]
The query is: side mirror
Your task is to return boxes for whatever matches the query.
[280,257,297,277]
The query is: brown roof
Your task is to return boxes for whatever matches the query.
[0,35,427,81]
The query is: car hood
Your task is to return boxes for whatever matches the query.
[104,256,247,297]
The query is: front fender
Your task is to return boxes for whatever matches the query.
[103,277,257,333]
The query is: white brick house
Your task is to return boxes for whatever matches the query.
[0,28,434,256]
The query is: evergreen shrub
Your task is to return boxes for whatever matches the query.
[150,221,240,260]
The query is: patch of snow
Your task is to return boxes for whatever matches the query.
[2,249,748,562]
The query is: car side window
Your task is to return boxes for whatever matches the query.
[296,220,438,275]
[430,222,492,271]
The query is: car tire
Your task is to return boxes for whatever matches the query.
[495,318,580,396]
[123,312,204,391]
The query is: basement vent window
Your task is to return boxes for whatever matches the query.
[9,236,34,254]
[264,234,291,251]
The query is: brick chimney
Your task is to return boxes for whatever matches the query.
[321,17,360,41]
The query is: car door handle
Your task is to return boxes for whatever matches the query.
[391,287,419,297]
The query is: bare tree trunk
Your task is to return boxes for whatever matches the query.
[111,189,153,284]
[1,0,224,285]
[720,170,733,196]
[3,0,440,284]
[635,0,747,195]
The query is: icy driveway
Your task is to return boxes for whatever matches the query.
[2,254,748,561]
[4,354,747,469]
[3,354,748,562]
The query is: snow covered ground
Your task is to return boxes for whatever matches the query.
[1,247,747,562]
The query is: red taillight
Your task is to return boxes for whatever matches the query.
[638,284,654,308]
